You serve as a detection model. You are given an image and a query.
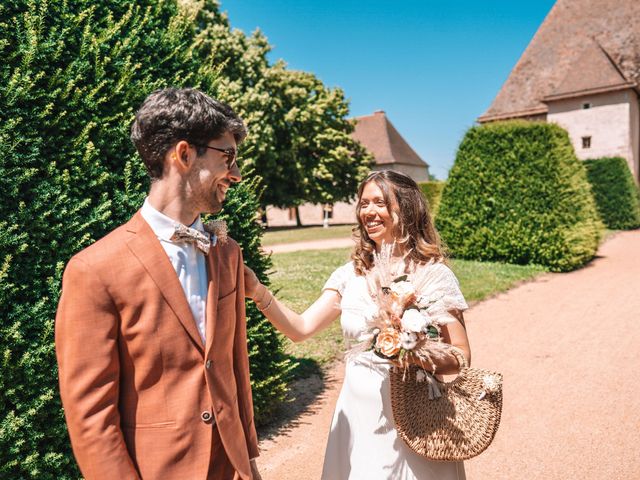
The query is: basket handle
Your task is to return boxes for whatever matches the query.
[447,345,468,370]
[428,346,468,389]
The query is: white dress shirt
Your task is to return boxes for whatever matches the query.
[140,199,216,344]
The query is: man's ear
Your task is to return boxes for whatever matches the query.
[173,140,192,169]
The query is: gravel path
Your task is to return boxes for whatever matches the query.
[257,230,640,479]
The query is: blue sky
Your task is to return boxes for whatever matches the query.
[223,0,556,179]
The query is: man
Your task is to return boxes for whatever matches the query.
[55,88,261,479]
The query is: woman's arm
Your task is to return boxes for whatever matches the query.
[244,265,342,342]
[403,310,471,375]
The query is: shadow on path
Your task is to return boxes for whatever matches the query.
[257,358,341,442]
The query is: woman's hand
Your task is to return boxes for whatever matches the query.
[243,264,262,301]
[243,264,342,342]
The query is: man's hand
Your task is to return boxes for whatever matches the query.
[250,459,262,480]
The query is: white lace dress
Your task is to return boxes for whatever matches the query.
[320,261,468,480]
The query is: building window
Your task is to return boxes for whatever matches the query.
[582,136,592,149]
[582,102,592,109]
[288,207,296,221]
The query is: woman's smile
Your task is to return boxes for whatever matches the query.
[359,182,395,247]
[365,219,384,233]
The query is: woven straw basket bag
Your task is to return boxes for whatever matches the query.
[390,348,503,461]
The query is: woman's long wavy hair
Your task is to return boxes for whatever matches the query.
[352,170,446,275]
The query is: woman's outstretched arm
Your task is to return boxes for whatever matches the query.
[244,265,342,342]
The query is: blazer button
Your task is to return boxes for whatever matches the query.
[205,360,212,369]
[201,410,213,423]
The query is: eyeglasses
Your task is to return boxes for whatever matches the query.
[195,144,238,170]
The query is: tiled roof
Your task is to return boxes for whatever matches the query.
[352,111,428,167]
[543,39,634,101]
[479,0,640,122]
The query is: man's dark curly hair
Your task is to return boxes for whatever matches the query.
[130,88,247,179]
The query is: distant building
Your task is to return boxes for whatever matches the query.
[478,0,640,183]
[266,110,430,226]
[352,110,430,182]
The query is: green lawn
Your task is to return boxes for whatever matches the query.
[262,224,355,246]
[269,248,547,367]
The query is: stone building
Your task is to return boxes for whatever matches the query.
[352,110,430,182]
[266,110,430,226]
[478,0,640,183]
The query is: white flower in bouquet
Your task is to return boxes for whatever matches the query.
[356,331,375,343]
[400,331,418,350]
[401,308,430,333]
[415,294,433,308]
[363,304,380,326]
[389,281,416,304]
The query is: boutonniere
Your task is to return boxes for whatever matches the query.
[204,219,228,245]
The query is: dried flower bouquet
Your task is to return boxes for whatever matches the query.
[348,243,457,372]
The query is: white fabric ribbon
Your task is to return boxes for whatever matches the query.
[416,369,442,400]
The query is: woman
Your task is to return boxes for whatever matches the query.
[245,170,470,479]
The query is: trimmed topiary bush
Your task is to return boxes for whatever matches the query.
[419,181,446,219]
[583,157,640,230]
[436,121,603,272]
[1,3,200,477]
[0,1,289,477]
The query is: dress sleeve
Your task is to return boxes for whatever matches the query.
[322,262,353,297]
[417,262,468,324]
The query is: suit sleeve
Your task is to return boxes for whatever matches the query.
[55,257,141,479]
[233,247,260,459]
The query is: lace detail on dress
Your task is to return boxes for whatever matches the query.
[413,262,468,324]
[322,262,355,297]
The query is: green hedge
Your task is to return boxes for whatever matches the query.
[583,157,640,230]
[418,180,446,218]
[436,121,603,272]
[0,2,288,477]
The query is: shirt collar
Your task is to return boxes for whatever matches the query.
[140,198,205,242]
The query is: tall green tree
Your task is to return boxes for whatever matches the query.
[0,1,288,477]
[256,62,373,209]
[191,0,373,221]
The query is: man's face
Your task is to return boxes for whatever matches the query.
[187,131,242,214]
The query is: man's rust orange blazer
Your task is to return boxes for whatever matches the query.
[55,212,259,479]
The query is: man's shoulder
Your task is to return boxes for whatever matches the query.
[215,235,241,259]
[70,215,138,267]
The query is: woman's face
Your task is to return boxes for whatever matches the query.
[359,181,395,249]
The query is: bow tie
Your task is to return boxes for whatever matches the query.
[170,224,212,254]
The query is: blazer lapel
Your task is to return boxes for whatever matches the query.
[125,211,204,355]
[204,243,220,356]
